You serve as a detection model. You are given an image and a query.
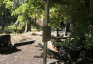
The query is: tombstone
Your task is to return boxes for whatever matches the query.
[67,23,70,32]
[60,21,65,30]
[0,35,11,47]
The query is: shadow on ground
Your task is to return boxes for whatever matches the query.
[0,49,22,55]
[34,52,55,59]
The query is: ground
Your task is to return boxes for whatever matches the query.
[0,32,57,64]
[0,32,93,64]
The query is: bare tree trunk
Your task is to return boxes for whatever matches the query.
[4,3,8,26]
[25,0,31,32]
[65,21,67,36]
[25,0,28,32]
[0,6,3,29]
[25,21,31,32]
[4,3,8,34]
[34,15,36,29]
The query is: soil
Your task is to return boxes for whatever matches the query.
[0,32,93,64]
[0,32,58,64]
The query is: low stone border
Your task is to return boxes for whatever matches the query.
[34,40,63,61]
[14,40,35,46]
[47,59,59,64]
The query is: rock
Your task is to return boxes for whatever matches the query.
[32,33,37,35]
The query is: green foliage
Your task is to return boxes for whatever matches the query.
[0,1,13,25]
[8,26,21,30]
[4,1,13,9]
[48,15,61,29]
[31,29,37,31]
[5,26,21,33]
[48,5,64,29]
[59,0,93,50]
[3,0,93,50]
[4,0,45,29]
[0,26,2,30]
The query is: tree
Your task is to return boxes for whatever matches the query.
[25,0,31,32]
[4,0,45,31]
[46,0,93,50]
[4,3,8,26]
[0,5,3,28]
[4,0,93,49]
[0,2,11,31]
[58,0,93,50]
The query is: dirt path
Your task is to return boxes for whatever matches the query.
[1,32,92,64]
[0,43,55,64]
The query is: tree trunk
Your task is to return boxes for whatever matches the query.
[4,3,8,26]
[34,16,36,29]
[0,6,3,29]
[25,0,31,32]
[4,3,8,34]
[65,21,67,36]
[25,21,31,32]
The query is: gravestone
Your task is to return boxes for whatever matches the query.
[67,23,70,32]
[0,35,11,47]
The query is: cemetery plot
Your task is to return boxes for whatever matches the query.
[0,43,54,64]
[0,33,55,64]
[0,32,93,64]
[0,33,63,64]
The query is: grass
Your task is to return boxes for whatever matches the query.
[0,26,22,30]
[8,26,21,30]
[8,26,37,31]
[28,29,38,33]
[31,29,37,31]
